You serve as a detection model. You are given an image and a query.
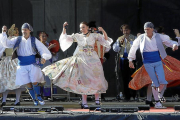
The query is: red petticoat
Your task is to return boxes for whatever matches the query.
[129,56,180,90]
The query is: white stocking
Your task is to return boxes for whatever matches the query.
[95,94,100,104]
[2,91,9,102]
[158,84,167,98]
[82,95,88,106]
[15,89,22,104]
[147,84,152,101]
[152,87,159,101]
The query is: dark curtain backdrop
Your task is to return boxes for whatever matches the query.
[1,0,180,97]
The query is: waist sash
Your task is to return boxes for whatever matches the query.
[143,51,161,64]
[18,55,36,66]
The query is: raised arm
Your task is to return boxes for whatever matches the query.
[0,32,17,48]
[59,22,76,51]
[98,27,108,40]
[62,22,68,35]
[95,27,113,48]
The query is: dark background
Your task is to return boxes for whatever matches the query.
[1,0,180,97]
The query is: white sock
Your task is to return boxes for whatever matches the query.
[152,87,159,101]
[147,84,152,101]
[95,94,100,103]
[15,89,21,104]
[2,91,9,103]
[82,95,88,106]
[155,101,162,106]
[158,84,167,98]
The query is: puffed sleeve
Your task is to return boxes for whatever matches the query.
[94,33,113,48]
[35,38,52,60]
[105,46,111,53]
[59,33,78,52]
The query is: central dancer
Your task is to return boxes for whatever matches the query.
[42,22,113,109]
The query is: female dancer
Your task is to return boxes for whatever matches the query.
[42,22,113,108]
[0,25,22,107]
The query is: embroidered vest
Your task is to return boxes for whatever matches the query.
[119,34,136,57]
[12,36,41,60]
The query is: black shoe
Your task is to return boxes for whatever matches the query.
[145,100,154,107]
[81,104,89,109]
[123,98,130,102]
[11,102,20,106]
[1,102,6,107]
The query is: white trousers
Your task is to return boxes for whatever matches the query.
[16,64,44,86]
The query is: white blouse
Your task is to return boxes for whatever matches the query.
[59,33,113,52]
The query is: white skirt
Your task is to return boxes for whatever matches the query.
[0,56,20,93]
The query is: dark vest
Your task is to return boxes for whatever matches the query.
[12,36,41,60]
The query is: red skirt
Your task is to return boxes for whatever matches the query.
[129,56,180,90]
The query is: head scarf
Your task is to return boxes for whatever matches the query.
[144,22,154,29]
[21,23,33,32]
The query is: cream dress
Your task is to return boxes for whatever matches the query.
[42,33,113,95]
[0,47,20,93]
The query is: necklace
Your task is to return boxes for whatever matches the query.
[83,32,89,36]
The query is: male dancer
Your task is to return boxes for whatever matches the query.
[128,22,178,108]
[0,23,52,106]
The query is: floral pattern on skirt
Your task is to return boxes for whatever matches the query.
[42,53,108,95]
[0,56,20,93]
[129,55,180,90]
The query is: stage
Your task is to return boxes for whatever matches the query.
[1,100,180,120]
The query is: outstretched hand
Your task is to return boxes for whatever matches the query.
[63,22,68,29]
[173,44,178,51]
[41,58,46,64]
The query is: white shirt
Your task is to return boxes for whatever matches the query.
[128,32,178,61]
[143,33,158,52]
[0,32,52,60]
